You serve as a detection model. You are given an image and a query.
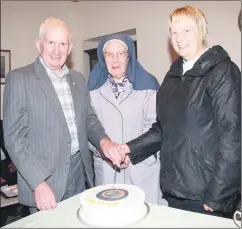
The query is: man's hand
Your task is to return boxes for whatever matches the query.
[100,138,127,167]
[203,204,214,212]
[34,181,57,211]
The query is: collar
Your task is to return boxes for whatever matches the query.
[108,74,128,85]
[39,57,69,78]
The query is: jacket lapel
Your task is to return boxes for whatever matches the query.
[99,80,119,106]
[99,80,133,106]
[117,81,133,104]
[66,73,81,132]
[34,58,67,125]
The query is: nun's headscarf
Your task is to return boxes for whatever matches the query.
[88,34,160,91]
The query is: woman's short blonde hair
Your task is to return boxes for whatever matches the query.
[38,17,71,42]
[168,5,208,47]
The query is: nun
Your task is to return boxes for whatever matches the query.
[88,34,167,206]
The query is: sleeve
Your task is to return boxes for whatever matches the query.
[85,86,109,153]
[3,71,51,190]
[88,141,97,153]
[127,89,163,165]
[141,90,158,134]
[127,121,162,165]
[127,87,162,164]
[140,90,160,161]
[203,61,241,212]
[87,98,100,156]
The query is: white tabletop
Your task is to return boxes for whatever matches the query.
[2,193,238,228]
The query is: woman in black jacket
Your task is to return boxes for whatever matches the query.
[121,5,241,217]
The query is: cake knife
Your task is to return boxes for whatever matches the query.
[113,165,118,190]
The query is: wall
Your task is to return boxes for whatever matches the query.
[0,1,84,118]
[1,1,83,71]
[1,1,241,118]
[78,1,241,82]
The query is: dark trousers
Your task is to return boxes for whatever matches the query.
[61,151,86,200]
[29,151,86,214]
[164,193,230,218]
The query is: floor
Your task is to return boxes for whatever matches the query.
[0,204,30,227]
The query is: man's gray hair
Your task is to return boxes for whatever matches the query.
[38,17,72,42]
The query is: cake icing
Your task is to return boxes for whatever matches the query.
[79,184,147,227]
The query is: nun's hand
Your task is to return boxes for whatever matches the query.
[120,155,131,169]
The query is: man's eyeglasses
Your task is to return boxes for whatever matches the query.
[104,51,128,60]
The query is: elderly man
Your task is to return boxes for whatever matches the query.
[3,17,124,214]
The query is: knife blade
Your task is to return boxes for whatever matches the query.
[113,165,118,190]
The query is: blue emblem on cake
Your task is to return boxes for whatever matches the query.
[96,189,129,201]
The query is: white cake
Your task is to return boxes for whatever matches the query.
[78,184,147,227]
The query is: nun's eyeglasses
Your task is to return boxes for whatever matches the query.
[104,51,128,60]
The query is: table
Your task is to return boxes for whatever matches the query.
[0,195,18,208]
[2,194,238,228]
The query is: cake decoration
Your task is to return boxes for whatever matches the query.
[79,184,147,227]
[96,188,129,201]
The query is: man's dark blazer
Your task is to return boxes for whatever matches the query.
[3,58,108,207]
